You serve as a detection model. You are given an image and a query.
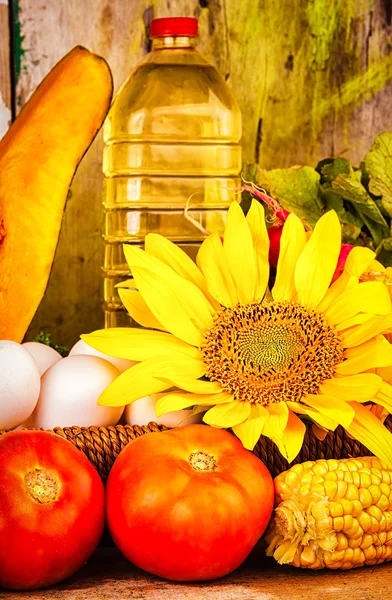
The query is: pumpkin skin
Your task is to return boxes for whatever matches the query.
[106,424,274,581]
[0,46,113,342]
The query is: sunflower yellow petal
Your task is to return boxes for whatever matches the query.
[311,423,330,441]
[273,213,307,302]
[335,313,373,332]
[373,381,392,413]
[155,391,233,416]
[203,401,251,428]
[246,200,270,301]
[124,245,215,328]
[232,416,267,451]
[272,410,306,463]
[223,201,257,304]
[368,403,389,423]
[344,247,376,277]
[82,328,202,362]
[118,288,164,330]
[324,281,392,326]
[294,210,341,309]
[289,401,339,431]
[130,267,204,347]
[320,373,382,401]
[97,358,169,407]
[308,411,339,431]
[316,273,358,313]
[196,233,238,306]
[262,402,289,438]
[346,401,392,467]
[154,373,223,395]
[340,314,392,347]
[375,365,392,385]
[99,355,206,407]
[302,393,355,428]
[145,233,205,289]
[336,337,392,375]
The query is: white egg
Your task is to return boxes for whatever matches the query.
[0,340,41,430]
[27,355,123,429]
[22,341,62,376]
[70,339,134,373]
[124,394,203,428]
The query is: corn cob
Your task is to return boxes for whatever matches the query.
[265,456,392,570]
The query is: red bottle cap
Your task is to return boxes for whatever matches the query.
[150,17,198,38]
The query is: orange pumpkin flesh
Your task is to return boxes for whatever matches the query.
[0,46,113,342]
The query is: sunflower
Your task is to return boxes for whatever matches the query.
[83,202,392,465]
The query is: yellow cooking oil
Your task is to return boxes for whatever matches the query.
[102,17,242,327]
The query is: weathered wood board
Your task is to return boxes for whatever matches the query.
[2,0,392,346]
[1,548,390,600]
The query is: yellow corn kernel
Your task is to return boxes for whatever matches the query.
[342,514,354,531]
[265,457,392,571]
[336,532,348,550]
[340,499,353,515]
[344,522,361,539]
[350,471,361,487]
[324,480,338,500]
[343,471,354,484]
[285,470,301,490]
[359,488,373,509]
[328,501,343,517]
[310,483,328,496]
[299,484,310,497]
[313,462,329,476]
[336,480,348,499]
[367,505,383,523]
[368,484,382,504]
[332,516,344,531]
[360,533,374,549]
[346,483,359,501]
[348,536,362,549]
[351,500,363,518]
[358,511,372,532]
[377,495,390,512]
[300,546,317,567]
[377,531,387,545]
[363,546,377,560]
[359,471,372,488]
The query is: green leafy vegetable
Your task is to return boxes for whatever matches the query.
[33,331,69,357]
[364,133,392,218]
[252,166,323,226]
[243,132,392,267]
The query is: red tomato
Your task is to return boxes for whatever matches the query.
[106,424,274,581]
[0,430,105,590]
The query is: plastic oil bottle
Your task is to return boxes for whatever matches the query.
[102,17,242,327]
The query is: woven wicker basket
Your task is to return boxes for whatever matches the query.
[2,417,390,481]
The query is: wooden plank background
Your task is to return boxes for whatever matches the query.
[1,0,392,347]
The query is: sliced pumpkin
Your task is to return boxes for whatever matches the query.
[0,46,113,342]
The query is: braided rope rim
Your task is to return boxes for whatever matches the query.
[1,417,391,481]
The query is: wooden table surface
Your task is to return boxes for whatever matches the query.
[1,548,388,600]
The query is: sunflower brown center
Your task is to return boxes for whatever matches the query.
[201,301,343,406]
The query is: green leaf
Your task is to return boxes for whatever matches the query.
[364,133,392,217]
[254,166,323,226]
[360,213,387,248]
[33,331,69,357]
[319,157,351,183]
[320,187,363,243]
[326,170,388,228]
